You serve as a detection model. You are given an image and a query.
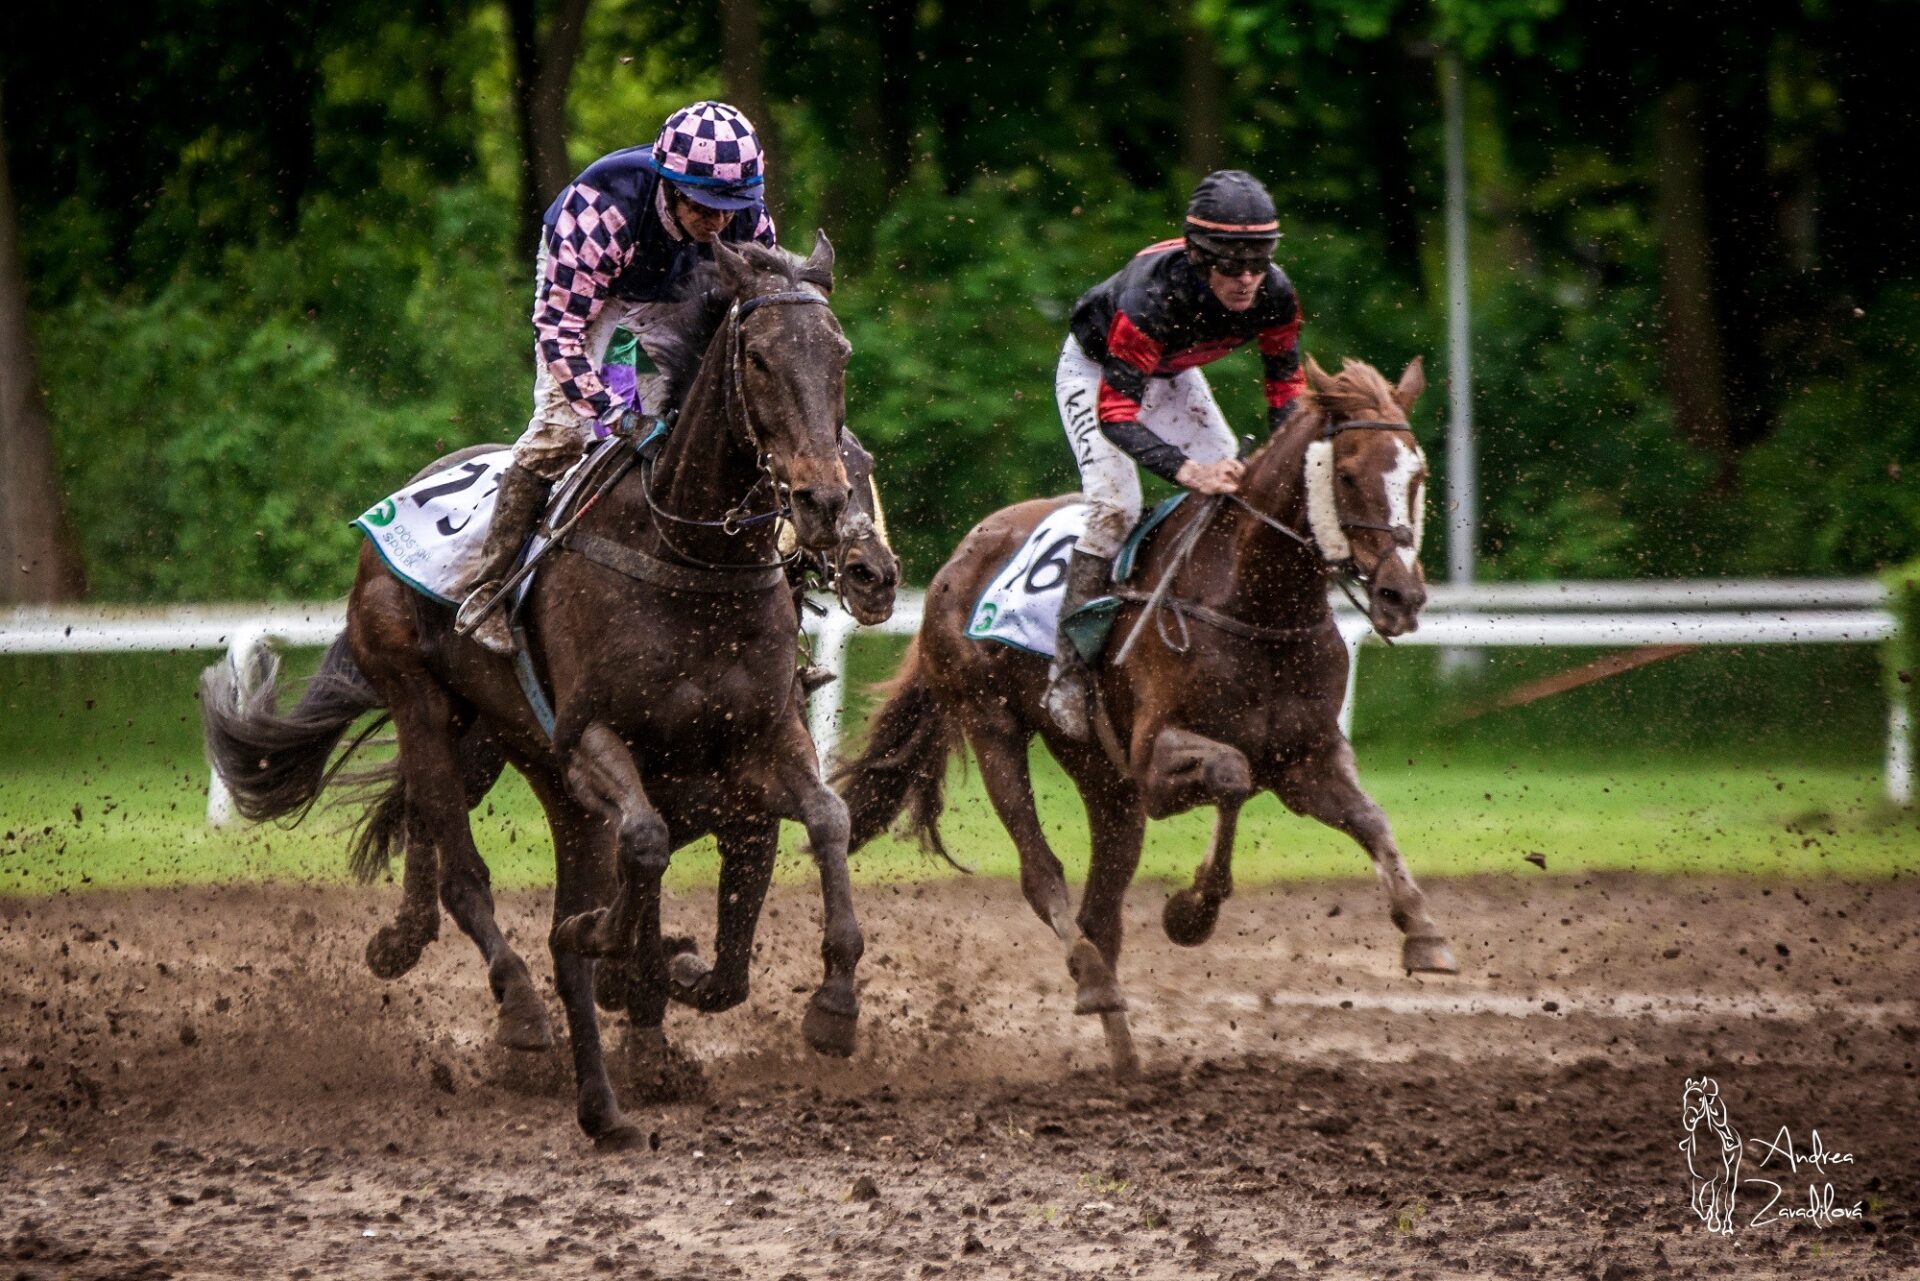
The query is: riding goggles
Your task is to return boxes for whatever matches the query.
[1189,236,1277,278]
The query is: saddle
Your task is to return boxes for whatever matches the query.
[1058,494,1187,664]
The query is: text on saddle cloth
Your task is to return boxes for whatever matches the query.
[353,443,611,607]
[965,495,1185,661]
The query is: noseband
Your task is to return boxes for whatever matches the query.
[1316,418,1421,556]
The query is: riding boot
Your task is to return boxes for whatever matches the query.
[455,462,553,656]
[1043,548,1113,741]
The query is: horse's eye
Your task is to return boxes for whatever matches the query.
[748,350,771,373]
[1339,472,1358,489]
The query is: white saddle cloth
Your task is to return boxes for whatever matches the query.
[964,503,1091,659]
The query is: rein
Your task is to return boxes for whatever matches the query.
[635,287,831,573]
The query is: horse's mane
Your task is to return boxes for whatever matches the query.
[649,243,829,407]
[1297,357,1403,423]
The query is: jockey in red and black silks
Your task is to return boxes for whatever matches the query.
[1045,169,1306,741]
[457,101,778,655]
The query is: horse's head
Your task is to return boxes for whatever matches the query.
[1300,355,1430,638]
[833,430,901,625]
[710,233,852,551]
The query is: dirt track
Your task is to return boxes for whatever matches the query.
[3,872,1917,1279]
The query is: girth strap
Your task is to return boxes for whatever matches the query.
[566,531,785,595]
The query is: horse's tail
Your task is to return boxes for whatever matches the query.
[200,634,388,828]
[830,637,968,871]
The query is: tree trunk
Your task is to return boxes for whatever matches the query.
[0,93,86,603]
[721,0,781,229]
[1181,8,1224,177]
[505,0,591,253]
[1653,81,1734,480]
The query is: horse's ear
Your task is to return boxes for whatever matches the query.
[710,236,755,298]
[1394,356,1426,412]
[1303,353,1337,397]
[800,229,835,294]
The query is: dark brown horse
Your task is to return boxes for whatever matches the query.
[233,428,902,1062]
[204,236,867,1147]
[834,355,1458,1078]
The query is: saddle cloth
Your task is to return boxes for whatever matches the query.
[965,495,1185,659]
[353,445,607,606]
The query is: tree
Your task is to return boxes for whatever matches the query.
[506,0,593,252]
[0,90,86,603]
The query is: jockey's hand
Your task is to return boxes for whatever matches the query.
[1175,457,1245,496]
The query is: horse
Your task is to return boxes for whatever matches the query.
[784,429,900,629]
[203,235,867,1148]
[833,355,1458,1078]
[1680,1077,1742,1233]
[218,427,901,1063]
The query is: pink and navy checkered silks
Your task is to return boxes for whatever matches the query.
[534,186,634,425]
[652,101,765,190]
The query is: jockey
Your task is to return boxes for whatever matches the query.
[1045,169,1306,739]
[459,101,778,654]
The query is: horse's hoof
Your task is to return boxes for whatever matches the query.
[365,922,432,980]
[668,948,711,997]
[554,908,617,957]
[1067,939,1126,1015]
[495,983,555,1052]
[1402,935,1459,975]
[1162,889,1220,948]
[802,990,858,1058]
[591,1120,647,1153]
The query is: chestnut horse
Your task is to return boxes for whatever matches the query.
[834,356,1458,1078]
[205,237,866,1147]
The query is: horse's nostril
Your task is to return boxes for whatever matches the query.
[848,562,877,584]
[1379,587,1403,605]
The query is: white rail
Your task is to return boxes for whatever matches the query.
[0,579,1907,813]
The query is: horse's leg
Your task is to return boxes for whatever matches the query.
[1062,747,1147,1081]
[1129,725,1254,947]
[424,728,553,1050]
[520,760,642,1148]
[364,804,441,979]
[756,719,861,1058]
[667,818,778,1014]
[1273,739,1458,974]
[968,720,1121,1017]
[550,722,671,968]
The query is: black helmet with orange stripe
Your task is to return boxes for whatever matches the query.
[1184,170,1279,275]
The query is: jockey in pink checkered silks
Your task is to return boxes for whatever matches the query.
[1044,170,1307,740]
[458,101,778,654]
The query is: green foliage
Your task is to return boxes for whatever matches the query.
[1735,289,1920,575]
[39,186,525,600]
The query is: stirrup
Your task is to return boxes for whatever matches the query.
[457,583,516,656]
[1044,664,1092,741]
[799,664,837,695]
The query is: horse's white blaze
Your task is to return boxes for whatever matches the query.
[1382,440,1424,568]
[867,475,890,545]
[1302,440,1350,562]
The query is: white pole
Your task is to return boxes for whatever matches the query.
[1440,48,1480,677]
[807,610,857,769]
[1889,684,1914,808]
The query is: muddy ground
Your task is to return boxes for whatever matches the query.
[2,872,1916,1279]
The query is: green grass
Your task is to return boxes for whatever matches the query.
[1,641,1914,896]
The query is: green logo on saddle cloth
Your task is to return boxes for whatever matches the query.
[969,602,998,635]
[362,499,398,528]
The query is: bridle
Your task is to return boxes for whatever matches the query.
[1230,415,1421,587]
[638,286,834,571]
[1123,412,1423,653]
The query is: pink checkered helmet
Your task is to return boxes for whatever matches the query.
[649,101,766,212]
